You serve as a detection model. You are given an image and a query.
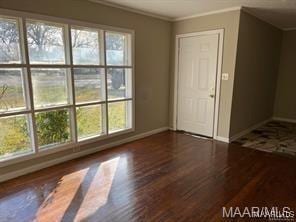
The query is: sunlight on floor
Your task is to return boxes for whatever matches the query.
[36,168,88,221]
[76,157,120,221]
[35,157,120,221]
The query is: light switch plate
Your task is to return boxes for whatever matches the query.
[222,73,229,80]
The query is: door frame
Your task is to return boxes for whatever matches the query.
[173,29,224,140]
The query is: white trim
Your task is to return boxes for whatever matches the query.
[88,1,242,22]
[89,2,243,22]
[172,35,179,131]
[273,117,296,123]
[215,136,229,143]
[86,1,293,31]
[214,29,224,141]
[173,29,224,141]
[88,0,173,21]
[103,30,110,137]
[0,127,169,183]
[174,7,242,21]
[229,118,271,142]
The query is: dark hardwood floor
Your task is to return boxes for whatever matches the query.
[0,131,296,222]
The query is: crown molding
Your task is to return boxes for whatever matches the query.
[86,1,296,30]
[88,1,243,22]
[173,6,242,21]
[88,0,173,21]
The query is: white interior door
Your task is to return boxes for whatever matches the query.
[177,34,219,137]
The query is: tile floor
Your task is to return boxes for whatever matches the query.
[233,121,296,157]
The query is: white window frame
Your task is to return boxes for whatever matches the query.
[0,8,135,167]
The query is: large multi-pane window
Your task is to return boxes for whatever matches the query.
[0,14,133,161]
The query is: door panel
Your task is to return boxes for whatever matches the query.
[198,58,209,90]
[177,34,219,137]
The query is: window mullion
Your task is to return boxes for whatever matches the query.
[104,65,133,69]
[20,17,39,154]
[29,64,71,68]
[103,31,109,135]
[34,104,73,113]
[75,100,106,107]
[107,98,133,103]
[67,24,78,144]
[0,64,27,68]
[0,110,31,118]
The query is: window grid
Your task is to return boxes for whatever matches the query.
[21,17,38,153]
[67,24,78,144]
[103,30,109,137]
[0,13,134,162]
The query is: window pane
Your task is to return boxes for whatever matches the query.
[36,109,71,149]
[31,68,70,108]
[108,101,131,133]
[107,68,132,100]
[26,21,65,64]
[0,18,21,64]
[77,105,103,140]
[106,32,131,66]
[74,68,104,104]
[71,27,101,65]
[0,68,27,113]
[0,115,32,160]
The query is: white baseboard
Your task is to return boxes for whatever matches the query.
[273,117,296,123]
[0,127,169,183]
[229,118,272,143]
[215,136,230,143]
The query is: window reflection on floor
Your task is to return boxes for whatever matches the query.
[36,168,88,221]
[76,157,120,221]
[35,157,120,221]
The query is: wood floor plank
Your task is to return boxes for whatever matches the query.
[0,131,296,222]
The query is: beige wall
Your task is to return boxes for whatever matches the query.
[229,11,282,136]
[0,2,288,177]
[0,0,171,175]
[170,10,241,138]
[274,30,296,120]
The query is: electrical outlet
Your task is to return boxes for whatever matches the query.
[222,73,229,81]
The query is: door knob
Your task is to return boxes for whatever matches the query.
[210,87,215,98]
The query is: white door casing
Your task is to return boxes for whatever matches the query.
[176,32,220,137]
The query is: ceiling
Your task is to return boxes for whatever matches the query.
[90,0,296,30]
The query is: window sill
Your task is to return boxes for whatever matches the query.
[0,127,134,168]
